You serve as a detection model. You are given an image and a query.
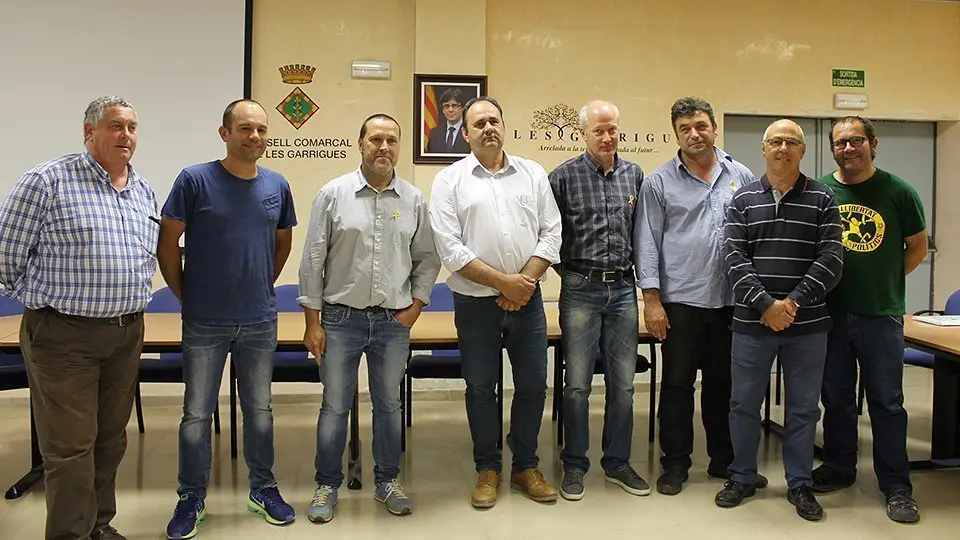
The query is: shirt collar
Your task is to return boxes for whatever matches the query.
[580,151,621,175]
[466,151,516,177]
[82,151,139,188]
[759,173,808,193]
[354,166,400,194]
[672,146,737,176]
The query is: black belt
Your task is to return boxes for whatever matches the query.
[565,266,634,283]
[40,307,143,327]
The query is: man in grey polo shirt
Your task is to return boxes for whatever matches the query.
[298,113,441,523]
[635,97,760,495]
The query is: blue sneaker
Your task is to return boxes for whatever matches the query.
[374,478,413,516]
[166,494,205,539]
[307,485,338,523]
[248,485,295,525]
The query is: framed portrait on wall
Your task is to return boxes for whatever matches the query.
[413,73,487,164]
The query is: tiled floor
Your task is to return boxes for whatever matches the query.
[1,367,958,539]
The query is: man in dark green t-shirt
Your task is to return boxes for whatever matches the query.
[814,116,928,524]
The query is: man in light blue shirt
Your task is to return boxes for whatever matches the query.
[634,97,757,496]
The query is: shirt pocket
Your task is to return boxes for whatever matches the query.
[261,194,282,224]
[517,193,538,229]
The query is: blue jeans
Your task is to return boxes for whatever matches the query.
[729,331,827,489]
[454,287,548,474]
[821,313,912,495]
[178,319,278,498]
[315,303,410,487]
[558,272,638,474]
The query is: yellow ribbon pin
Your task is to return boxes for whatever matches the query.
[392,211,400,219]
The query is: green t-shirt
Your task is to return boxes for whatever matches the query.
[819,168,926,316]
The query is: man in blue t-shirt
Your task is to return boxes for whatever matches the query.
[158,99,297,539]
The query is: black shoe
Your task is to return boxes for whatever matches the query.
[656,469,688,496]
[885,491,920,524]
[811,464,855,493]
[788,486,824,521]
[714,480,756,508]
[706,467,769,489]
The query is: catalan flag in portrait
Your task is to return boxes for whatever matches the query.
[423,85,439,152]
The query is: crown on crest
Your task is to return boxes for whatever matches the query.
[279,64,316,84]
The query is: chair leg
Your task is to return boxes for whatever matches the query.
[213,401,221,435]
[856,375,865,416]
[405,372,413,427]
[497,350,504,451]
[347,389,362,490]
[135,383,145,434]
[552,347,561,421]
[556,344,564,447]
[229,360,238,460]
[763,381,772,432]
[648,344,657,443]
[400,373,406,453]
[774,357,782,406]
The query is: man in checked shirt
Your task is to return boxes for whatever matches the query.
[548,100,649,501]
[0,96,158,540]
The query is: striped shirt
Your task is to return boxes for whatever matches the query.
[548,152,642,272]
[0,152,159,317]
[723,174,843,335]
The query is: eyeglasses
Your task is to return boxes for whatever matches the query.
[831,136,868,150]
[764,137,803,148]
[442,103,463,110]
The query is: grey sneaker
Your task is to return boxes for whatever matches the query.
[560,469,585,501]
[307,485,338,523]
[375,478,413,516]
[604,465,650,496]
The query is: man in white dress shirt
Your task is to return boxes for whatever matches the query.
[429,96,563,509]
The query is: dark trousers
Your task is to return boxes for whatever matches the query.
[821,313,912,495]
[453,288,548,474]
[658,303,734,473]
[20,308,143,540]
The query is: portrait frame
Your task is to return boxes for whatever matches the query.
[413,73,487,164]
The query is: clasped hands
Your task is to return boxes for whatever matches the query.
[495,273,536,312]
[761,299,798,332]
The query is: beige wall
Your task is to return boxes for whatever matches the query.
[245,0,959,304]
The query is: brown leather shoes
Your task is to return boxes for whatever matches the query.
[471,470,501,508]
[510,468,558,503]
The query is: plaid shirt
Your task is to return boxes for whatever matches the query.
[0,152,159,317]
[548,152,643,271]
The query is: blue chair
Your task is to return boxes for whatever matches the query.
[0,296,27,392]
[404,283,504,450]
[905,290,960,368]
[135,287,221,435]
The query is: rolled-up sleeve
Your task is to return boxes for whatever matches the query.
[297,189,333,310]
[409,193,442,305]
[533,166,562,264]
[635,172,664,290]
[428,170,477,272]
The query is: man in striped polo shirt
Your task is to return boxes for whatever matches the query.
[715,119,843,521]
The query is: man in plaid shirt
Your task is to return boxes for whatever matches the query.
[0,96,159,540]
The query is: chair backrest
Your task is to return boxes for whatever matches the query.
[0,296,24,317]
[946,289,960,315]
[275,284,301,312]
[425,283,454,312]
[0,296,25,367]
[146,287,181,313]
[274,284,308,362]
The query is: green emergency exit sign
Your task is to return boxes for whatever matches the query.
[833,69,865,88]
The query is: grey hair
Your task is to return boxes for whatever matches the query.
[578,100,620,130]
[84,96,135,126]
[762,119,806,144]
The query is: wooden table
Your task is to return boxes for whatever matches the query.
[0,309,656,498]
[904,317,960,469]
